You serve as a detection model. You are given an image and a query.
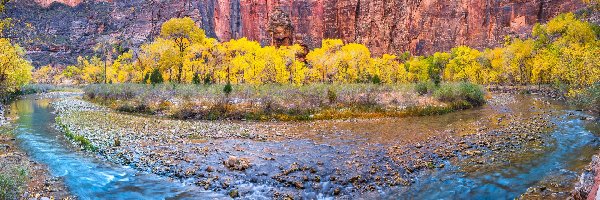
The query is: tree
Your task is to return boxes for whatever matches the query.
[110,50,138,83]
[531,13,600,89]
[93,36,118,84]
[149,68,164,85]
[406,56,431,83]
[79,56,104,84]
[0,38,32,94]
[62,65,83,84]
[306,39,344,83]
[160,17,206,83]
[481,48,504,84]
[444,46,483,83]
[339,43,371,83]
[372,54,404,84]
[429,52,450,85]
[501,38,534,85]
[530,47,559,85]
[32,65,53,84]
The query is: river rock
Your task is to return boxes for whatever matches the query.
[223,156,251,171]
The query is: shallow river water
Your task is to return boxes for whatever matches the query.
[8,95,600,199]
[10,98,227,199]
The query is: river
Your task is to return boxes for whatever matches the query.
[7,94,600,199]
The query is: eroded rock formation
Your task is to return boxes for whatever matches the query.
[268,8,294,48]
[2,0,588,66]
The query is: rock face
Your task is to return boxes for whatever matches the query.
[2,0,586,67]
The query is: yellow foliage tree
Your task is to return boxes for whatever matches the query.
[79,56,105,84]
[0,38,32,93]
[61,13,598,91]
[160,17,207,83]
[444,46,483,83]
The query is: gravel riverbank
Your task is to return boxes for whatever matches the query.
[49,93,572,198]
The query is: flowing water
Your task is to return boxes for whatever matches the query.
[398,110,600,199]
[10,97,225,200]
[7,95,600,199]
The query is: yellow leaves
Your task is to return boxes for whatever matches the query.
[444,46,483,83]
[372,54,399,84]
[0,38,32,92]
[58,13,597,90]
[79,56,104,84]
[306,41,379,83]
[32,65,53,84]
[500,38,535,84]
[546,13,597,46]
[110,51,137,83]
[160,17,206,49]
[530,48,559,84]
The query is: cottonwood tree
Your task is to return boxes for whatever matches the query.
[160,17,206,83]
[0,38,32,94]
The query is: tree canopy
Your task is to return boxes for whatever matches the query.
[44,14,598,95]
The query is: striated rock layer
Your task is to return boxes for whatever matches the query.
[2,0,586,66]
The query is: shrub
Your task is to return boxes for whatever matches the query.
[570,83,600,115]
[149,69,164,85]
[456,82,486,106]
[223,83,233,96]
[204,74,213,85]
[433,82,486,106]
[192,73,201,84]
[327,88,337,104]
[433,84,457,102]
[0,167,28,200]
[415,82,435,95]
[371,75,382,85]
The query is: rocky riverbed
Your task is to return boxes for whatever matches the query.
[47,93,587,199]
[0,103,72,200]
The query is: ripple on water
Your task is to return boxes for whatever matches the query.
[12,98,229,200]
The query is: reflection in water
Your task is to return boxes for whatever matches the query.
[11,97,224,200]
[395,109,599,199]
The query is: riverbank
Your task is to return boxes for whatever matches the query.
[0,103,72,200]
[50,92,581,198]
[572,123,600,200]
[487,84,599,117]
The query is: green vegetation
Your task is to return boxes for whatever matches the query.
[433,82,486,107]
[0,167,28,200]
[0,0,32,101]
[83,83,481,121]
[569,83,600,115]
[414,81,436,95]
[56,116,97,151]
[18,84,80,94]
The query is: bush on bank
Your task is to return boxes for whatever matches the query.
[433,82,486,107]
[0,167,28,200]
[570,83,600,116]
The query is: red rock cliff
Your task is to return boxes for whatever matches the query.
[3,0,587,66]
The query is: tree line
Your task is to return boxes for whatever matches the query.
[23,12,600,96]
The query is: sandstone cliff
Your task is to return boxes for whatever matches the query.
[2,0,587,66]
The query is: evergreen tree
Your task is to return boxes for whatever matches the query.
[149,68,163,85]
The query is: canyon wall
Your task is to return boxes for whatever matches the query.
[2,0,587,66]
